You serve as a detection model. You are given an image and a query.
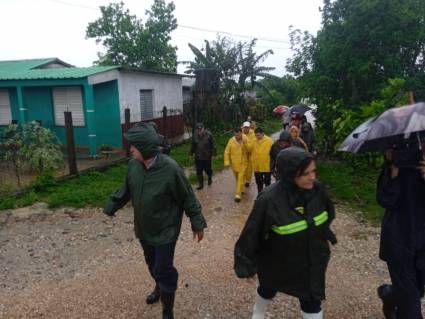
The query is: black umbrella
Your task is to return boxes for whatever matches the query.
[338,102,425,153]
[290,103,312,115]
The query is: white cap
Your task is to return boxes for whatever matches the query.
[242,121,251,127]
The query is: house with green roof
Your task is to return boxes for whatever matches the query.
[0,58,185,156]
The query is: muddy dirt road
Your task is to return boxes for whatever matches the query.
[0,166,410,318]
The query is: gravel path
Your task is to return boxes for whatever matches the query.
[0,166,420,319]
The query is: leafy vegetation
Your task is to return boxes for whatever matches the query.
[317,161,383,223]
[86,0,177,72]
[183,36,274,128]
[287,0,425,153]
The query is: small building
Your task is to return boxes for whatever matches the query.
[0,58,185,156]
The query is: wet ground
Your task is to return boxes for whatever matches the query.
[0,165,422,318]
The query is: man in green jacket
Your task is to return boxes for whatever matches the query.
[104,123,207,319]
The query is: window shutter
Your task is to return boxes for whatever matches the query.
[0,89,12,125]
[53,87,85,126]
[140,90,153,119]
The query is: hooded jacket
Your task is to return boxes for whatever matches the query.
[270,131,293,176]
[190,129,217,160]
[234,147,336,300]
[104,123,206,245]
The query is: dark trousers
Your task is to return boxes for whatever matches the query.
[195,160,212,177]
[139,240,178,293]
[386,260,425,319]
[254,172,271,193]
[257,285,322,314]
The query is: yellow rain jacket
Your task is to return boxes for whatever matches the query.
[224,136,249,173]
[252,135,273,172]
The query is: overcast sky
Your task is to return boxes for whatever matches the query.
[0,0,324,76]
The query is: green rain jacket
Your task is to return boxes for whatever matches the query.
[234,147,336,300]
[104,124,206,246]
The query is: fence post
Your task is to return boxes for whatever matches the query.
[64,111,78,175]
[162,106,168,138]
[124,108,131,158]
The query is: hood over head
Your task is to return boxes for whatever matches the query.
[276,146,313,184]
[124,123,160,159]
[278,130,293,143]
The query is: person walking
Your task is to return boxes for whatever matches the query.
[234,147,337,319]
[104,123,207,319]
[224,127,250,203]
[189,123,217,190]
[251,128,273,193]
[376,145,425,319]
[242,121,256,187]
[269,130,293,178]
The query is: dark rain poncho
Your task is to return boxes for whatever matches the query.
[104,123,206,246]
[234,147,336,300]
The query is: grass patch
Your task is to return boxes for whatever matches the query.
[0,117,282,211]
[317,160,384,223]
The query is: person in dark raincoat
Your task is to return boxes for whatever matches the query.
[189,123,217,190]
[376,144,425,319]
[234,147,337,319]
[269,130,292,178]
[104,123,207,319]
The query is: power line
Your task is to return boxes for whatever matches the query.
[177,24,291,44]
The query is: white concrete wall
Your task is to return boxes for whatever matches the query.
[117,70,183,123]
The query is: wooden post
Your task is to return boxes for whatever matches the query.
[64,111,77,175]
[162,106,168,138]
[409,91,415,104]
[124,108,131,158]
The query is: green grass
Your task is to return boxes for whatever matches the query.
[317,160,384,223]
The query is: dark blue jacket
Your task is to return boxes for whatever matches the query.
[377,164,425,266]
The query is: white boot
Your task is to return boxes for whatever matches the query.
[302,310,323,319]
[252,291,271,319]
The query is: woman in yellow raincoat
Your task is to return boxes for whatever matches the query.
[224,127,250,202]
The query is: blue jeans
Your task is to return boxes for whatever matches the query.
[257,285,322,314]
[139,240,178,293]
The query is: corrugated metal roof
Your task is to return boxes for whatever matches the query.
[0,58,59,72]
[0,65,119,81]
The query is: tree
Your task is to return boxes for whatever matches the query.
[86,0,177,72]
[255,75,301,110]
[184,36,274,126]
[287,0,425,152]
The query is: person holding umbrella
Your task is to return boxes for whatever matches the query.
[376,138,425,319]
[234,147,337,319]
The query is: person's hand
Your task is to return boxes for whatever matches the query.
[390,164,399,178]
[245,275,256,284]
[193,230,204,243]
[384,149,393,162]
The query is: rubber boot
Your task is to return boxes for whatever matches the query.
[196,175,204,190]
[161,291,175,319]
[145,285,160,304]
[252,291,271,319]
[302,310,323,319]
[207,174,213,186]
[377,284,397,319]
[234,194,241,203]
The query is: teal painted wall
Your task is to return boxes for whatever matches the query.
[93,80,122,147]
[23,86,90,147]
[1,81,122,150]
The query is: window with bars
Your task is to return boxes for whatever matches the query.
[0,89,12,125]
[140,89,154,119]
[53,87,85,126]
